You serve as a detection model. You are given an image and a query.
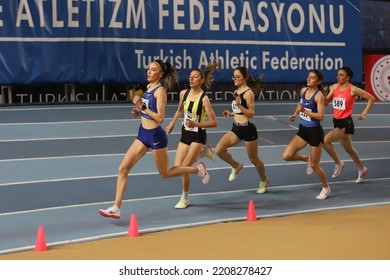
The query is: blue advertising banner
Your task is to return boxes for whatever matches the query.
[0,0,362,84]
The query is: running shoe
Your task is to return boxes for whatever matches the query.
[174,197,190,209]
[332,161,345,178]
[316,186,331,200]
[98,205,121,219]
[228,163,243,181]
[355,166,368,184]
[256,177,269,194]
[196,162,210,184]
[306,157,314,175]
[198,145,216,162]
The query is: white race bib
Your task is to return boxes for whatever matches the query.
[333,97,346,110]
[232,101,241,114]
[299,108,312,121]
[141,98,149,115]
[184,113,198,132]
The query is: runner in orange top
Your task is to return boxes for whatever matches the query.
[324,67,375,183]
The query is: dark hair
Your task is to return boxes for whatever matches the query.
[191,61,219,89]
[152,60,178,90]
[339,66,354,81]
[234,67,263,94]
[309,69,325,92]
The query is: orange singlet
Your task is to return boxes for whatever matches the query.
[332,83,355,119]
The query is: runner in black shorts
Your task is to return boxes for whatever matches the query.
[166,61,219,209]
[180,125,207,145]
[296,124,324,147]
[282,70,331,200]
[215,67,269,194]
[231,121,258,141]
[333,116,354,135]
[323,67,375,183]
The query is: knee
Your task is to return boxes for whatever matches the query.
[282,151,291,161]
[323,143,332,151]
[215,147,224,158]
[311,160,321,171]
[158,169,170,178]
[118,164,130,177]
[323,137,330,145]
[248,155,259,165]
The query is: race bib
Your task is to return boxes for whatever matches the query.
[232,101,241,114]
[299,108,312,121]
[140,98,149,115]
[333,97,346,110]
[184,113,198,132]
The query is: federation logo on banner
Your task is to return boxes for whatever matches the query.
[365,55,390,101]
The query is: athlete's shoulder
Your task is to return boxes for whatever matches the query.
[300,87,309,94]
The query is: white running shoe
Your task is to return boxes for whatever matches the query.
[228,163,243,181]
[316,186,331,200]
[355,166,368,183]
[306,157,313,175]
[332,161,345,178]
[98,205,121,219]
[174,197,190,209]
[256,177,269,194]
[198,145,216,162]
[196,162,210,184]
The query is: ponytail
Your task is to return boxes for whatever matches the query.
[152,60,178,90]
[235,67,263,94]
[192,61,220,89]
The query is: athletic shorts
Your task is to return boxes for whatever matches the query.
[297,124,324,147]
[136,125,168,149]
[333,116,355,135]
[231,121,258,141]
[180,125,207,145]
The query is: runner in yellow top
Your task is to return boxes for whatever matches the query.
[166,62,219,209]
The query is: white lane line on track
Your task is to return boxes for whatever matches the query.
[2,177,390,216]
[2,126,390,142]
[0,157,389,187]
[1,142,389,163]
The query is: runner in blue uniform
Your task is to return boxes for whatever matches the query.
[282,70,330,200]
[99,60,209,219]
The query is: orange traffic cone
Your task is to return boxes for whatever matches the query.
[246,200,257,222]
[34,225,47,252]
[128,213,140,237]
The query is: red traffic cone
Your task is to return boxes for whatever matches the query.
[128,213,140,237]
[34,225,47,252]
[246,200,257,222]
